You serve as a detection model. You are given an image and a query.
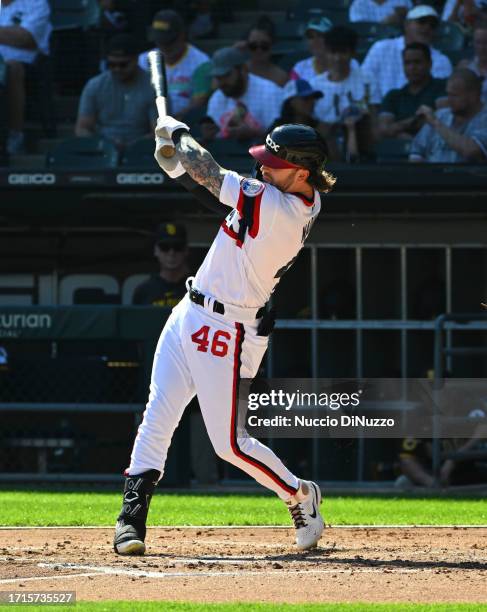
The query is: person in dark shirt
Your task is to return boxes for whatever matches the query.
[132,223,190,306]
[377,42,447,140]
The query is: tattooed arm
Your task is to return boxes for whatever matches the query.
[175,132,228,199]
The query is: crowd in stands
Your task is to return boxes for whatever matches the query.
[1,0,487,165]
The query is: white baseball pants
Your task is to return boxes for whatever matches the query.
[128,294,300,501]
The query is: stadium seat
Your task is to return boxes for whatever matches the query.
[354,22,401,59]
[435,22,466,54]
[46,137,119,169]
[120,138,158,170]
[375,138,412,163]
[287,3,350,24]
[49,0,100,31]
[276,21,306,41]
[206,139,252,172]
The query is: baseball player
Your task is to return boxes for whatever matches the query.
[114,119,336,555]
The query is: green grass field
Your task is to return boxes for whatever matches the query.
[0,491,485,526]
[0,603,486,612]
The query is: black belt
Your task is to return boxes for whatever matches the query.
[188,287,266,319]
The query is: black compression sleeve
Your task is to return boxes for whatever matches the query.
[176,173,223,215]
[172,128,190,145]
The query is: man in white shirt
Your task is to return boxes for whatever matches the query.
[312,26,381,124]
[205,47,283,141]
[138,10,210,119]
[361,5,452,101]
[349,0,412,24]
[0,0,52,154]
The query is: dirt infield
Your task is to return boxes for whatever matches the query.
[0,527,486,604]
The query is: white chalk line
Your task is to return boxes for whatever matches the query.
[36,562,438,580]
[1,525,486,530]
[0,573,102,584]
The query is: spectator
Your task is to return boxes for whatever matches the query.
[442,0,485,26]
[75,34,157,151]
[378,43,447,140]
[311,27,379,162]
[290,16,334,81]
[204,47,282,141]
[0,0,52,154]
[312,27,381,124]
[138,10,211,119]
[132,223,189,307]
[362,5,452,101]
[242,16,288,87]
[459,20,487,103]
[398,431,487,488]
[409,68,487,163]
[349,0,412,25]
[272,78,323,128]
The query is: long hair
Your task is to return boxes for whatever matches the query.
[308,166,337,193]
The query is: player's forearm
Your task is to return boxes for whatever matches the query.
[0,26,37,49]
[175,132,227,198]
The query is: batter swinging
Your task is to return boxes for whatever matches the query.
[114,119,336,555]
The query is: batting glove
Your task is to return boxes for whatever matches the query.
[154,139,186,178]
[155,116,190,140]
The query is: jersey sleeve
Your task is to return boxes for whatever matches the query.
[219,171,245,208]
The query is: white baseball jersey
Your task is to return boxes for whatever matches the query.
[193,172,321,308]
[291,57,360,82]
[311,64,382,123]
[207,74,283,136]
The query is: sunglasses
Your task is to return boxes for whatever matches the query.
[248,41,271,51]
[108,59,131,69]
[158,242,185,252]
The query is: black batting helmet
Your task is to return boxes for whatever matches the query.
[249,124,335,192]
[249,124,328,171]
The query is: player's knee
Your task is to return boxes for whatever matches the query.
[211,440,235,463]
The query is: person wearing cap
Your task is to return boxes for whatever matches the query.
[290,16,333,81]
[273,79,323,128]
[76,34,157,150]
[0,0,52,155]
[378,42,447,140]
[132,223,190,307]
[205,46,283,141]
[138,10,211,119]
[361,5,452,101]
[349,0,412,25]
[409,68,487,162]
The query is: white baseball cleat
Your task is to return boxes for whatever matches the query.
[287,480,324,551]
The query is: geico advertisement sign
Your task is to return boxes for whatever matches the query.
[0,274,152,305]
[8,173,56,185]
[116,173,163,185]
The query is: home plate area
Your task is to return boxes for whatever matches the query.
[0,527,486,604]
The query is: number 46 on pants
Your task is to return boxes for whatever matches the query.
[191,325,231,357]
